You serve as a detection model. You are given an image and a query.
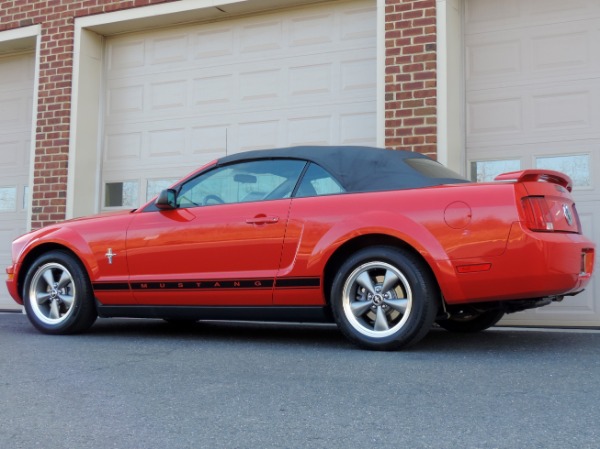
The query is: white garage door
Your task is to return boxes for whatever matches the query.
[0,53,34,310]
[465,0,600,326]
[102,0,376,210]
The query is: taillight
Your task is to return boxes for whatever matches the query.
[522,196,554,231]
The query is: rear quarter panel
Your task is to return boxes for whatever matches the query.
[276,184,520,304]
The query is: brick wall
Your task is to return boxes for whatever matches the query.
[384,0,437,157]
[1,0,437,228]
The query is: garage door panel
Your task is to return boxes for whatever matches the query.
[150,79,187,111]
[0,53,33,310]
[0,138,21,169]
[150,34,189,65]
[148,128,186,158]
[0,93,33,133]
[530,29,591,73]
[340,5,376,40]
[467,96,523,137]
[106,4,375,76]
[465,0,600,34]
[532,91,591,131]
[107,39,146,71]
[289,12,335,46]
[0,54,34,87]
[191,125,227,155]
[107,84,144,116]
[466,20,600,91]
[104,132,142,163]
[102,0,376,210]
[106,51,375,122]
[339,110,377,145]
[467,81,600,148]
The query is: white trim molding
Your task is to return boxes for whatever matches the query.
[436,0,464,174]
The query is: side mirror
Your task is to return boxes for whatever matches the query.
[155,189,177,210]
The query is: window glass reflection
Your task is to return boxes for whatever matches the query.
[470,159,521,182]
[536,154,590,187]
[147,179,178,202]
[0,187,17,212]
[105,181,139,208]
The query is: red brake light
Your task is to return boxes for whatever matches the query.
[521,197,554,232]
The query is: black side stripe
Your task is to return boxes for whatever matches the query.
[131,279,274,290]
[92,277,320,292]
[93,283,130,291]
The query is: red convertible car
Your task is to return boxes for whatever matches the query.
[5,146,596,350]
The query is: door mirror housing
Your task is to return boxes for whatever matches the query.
[155,189,177,210]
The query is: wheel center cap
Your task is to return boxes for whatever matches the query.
[372,294,384,305]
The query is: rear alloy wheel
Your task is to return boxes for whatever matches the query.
[331,246,439,351]
[436,308,505,333]
[23,250,97,334]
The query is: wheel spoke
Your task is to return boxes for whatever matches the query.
[374,306,389,331]
[356,271,376,295]
[381,269,399,294]
[42,269,55,289]
[58,294,74,308]
[49,300,60,319]
[36,292,52,305]
[351,300,373,317]
[383,298,408,314]
[57,270,71,289]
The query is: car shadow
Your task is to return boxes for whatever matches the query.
[86,318,350,349]
[79,317,600,354]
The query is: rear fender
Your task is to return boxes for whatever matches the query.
[291,211,455,296]
[313,211,449,265]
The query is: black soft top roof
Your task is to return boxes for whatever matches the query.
[217,146,467,193]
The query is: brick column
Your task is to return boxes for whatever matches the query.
[384,0,437,158]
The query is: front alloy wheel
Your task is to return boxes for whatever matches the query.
[29,262,77,326]
[23,250,97,334]
[331,246,439,350]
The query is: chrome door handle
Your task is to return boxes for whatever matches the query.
[245,216,279,224]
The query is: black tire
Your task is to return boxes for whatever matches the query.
[331,246,439,351]
[436,308,504,333]
[22,250,97,334]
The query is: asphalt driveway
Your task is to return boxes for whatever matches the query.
[1,311,599,449]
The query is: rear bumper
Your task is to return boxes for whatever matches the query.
[441,222,595,304]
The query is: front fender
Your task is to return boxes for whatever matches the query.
[13,212,134,287]
[16,226,101,281]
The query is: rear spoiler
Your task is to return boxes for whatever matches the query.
[494,169,573,192]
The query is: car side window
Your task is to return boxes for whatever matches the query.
[294,163,346,198]
[177,159,306,208]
